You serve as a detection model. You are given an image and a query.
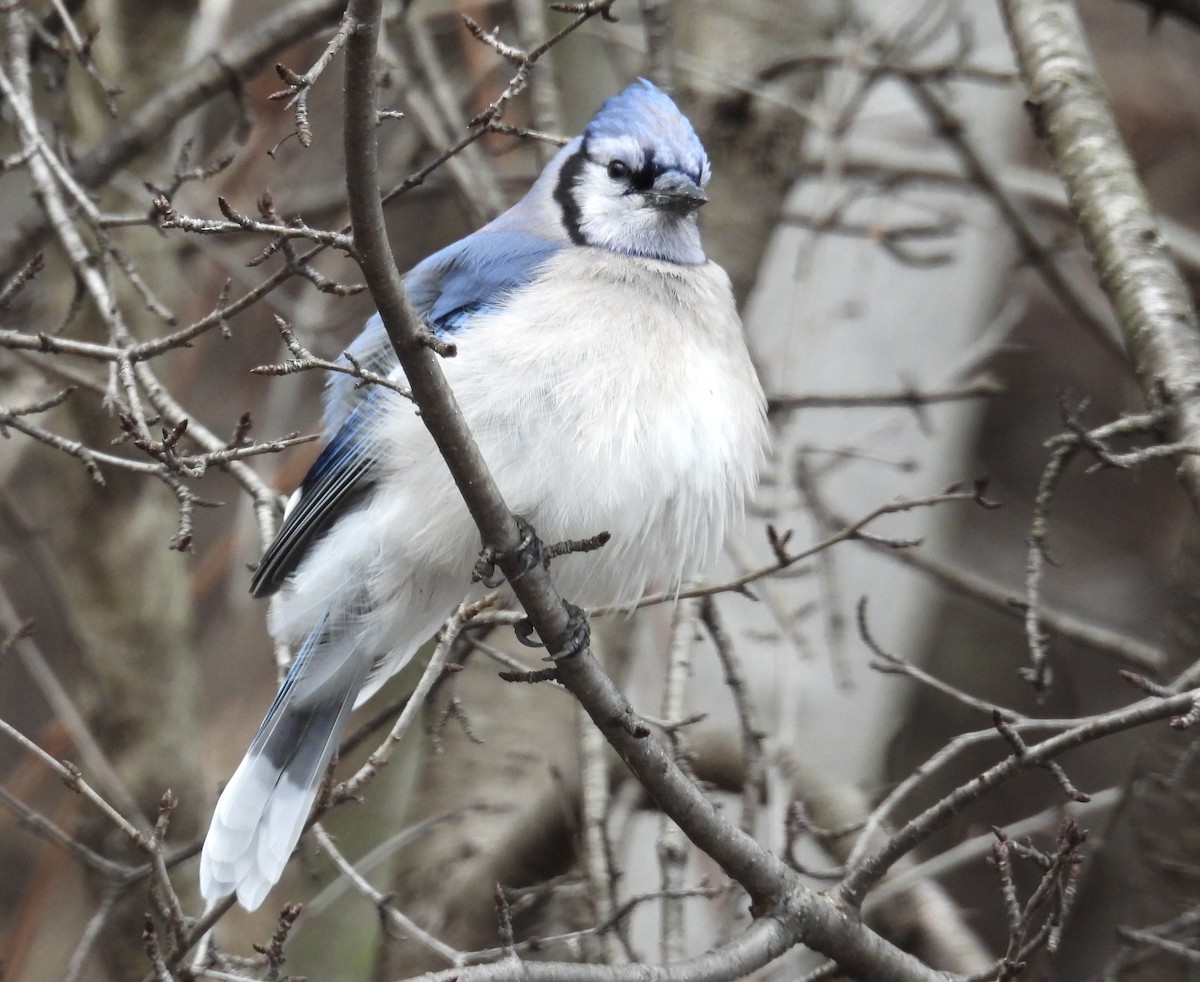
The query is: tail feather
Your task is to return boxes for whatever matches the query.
[200,622,370,911]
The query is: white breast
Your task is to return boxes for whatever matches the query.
[269,249,767,686]
[381,249,766,604]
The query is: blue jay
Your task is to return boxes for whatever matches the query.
[200,79,767,911]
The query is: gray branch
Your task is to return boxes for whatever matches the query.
[1001,0,1200,512]
[341,1,954,979]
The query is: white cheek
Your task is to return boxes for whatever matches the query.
[572,165,706,264]
[582,195,638,239]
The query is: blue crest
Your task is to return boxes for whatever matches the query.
[585,79,709,183]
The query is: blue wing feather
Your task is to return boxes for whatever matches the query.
[407,227,562,334]
[253,227,562,598]
[321,315,394,434]
[251,397,379,598]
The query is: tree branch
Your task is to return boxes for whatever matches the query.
[341,2,953,978]
[1001,0,1200,513]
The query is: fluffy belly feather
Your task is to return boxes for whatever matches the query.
[272,250,766,674]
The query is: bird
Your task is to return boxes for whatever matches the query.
[199,78,768,911]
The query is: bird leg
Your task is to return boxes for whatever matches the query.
[474,516,599,659]
[472,514,543,588]
[513,600,591,662]
[473,519,610,588]
[547,601,591,661]
[471,543,505,589]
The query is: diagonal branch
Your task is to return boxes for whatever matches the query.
[1001,0,1200,513]
[342,2,954,979]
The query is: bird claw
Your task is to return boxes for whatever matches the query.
[513,602,591,661]
[509,515,547,581]
[472,515,552,588]
[473,518,591,659]
[514,615,543,648]
[546,602,590,662]
[472,544,506,588]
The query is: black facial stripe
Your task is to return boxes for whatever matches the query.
[553,145,588,245]
[631,147,656,191]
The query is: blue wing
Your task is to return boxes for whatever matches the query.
[321,228,561,432]
[250,395,379,598]
[320,315,395,435]
[252,226,562,597]
[407,227,562,334]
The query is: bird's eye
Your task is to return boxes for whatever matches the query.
[606,160,630,181]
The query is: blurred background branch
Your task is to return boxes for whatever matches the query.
[3,1,1200,980]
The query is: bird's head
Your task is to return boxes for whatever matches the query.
[553,79,712,265]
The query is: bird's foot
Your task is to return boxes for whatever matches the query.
[509,515,547,581]
[513,601,590,661]
[472,515,544,588]
[513,613,544,649]
[475,520,611,589]
[547,601,590,661]
[474,518,597,660]
[472,543,504,589]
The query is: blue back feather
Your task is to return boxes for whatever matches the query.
[406,227,562,334]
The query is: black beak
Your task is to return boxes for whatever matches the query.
[644,173,708,215]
